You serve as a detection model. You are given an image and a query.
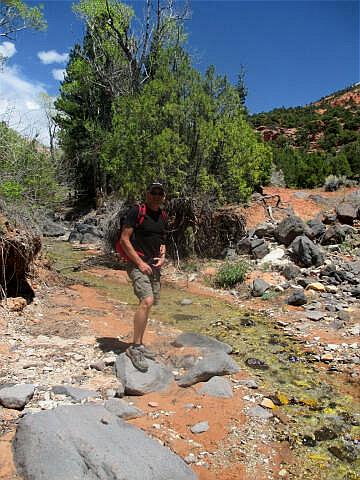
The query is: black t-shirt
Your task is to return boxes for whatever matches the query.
[123,204,167,264]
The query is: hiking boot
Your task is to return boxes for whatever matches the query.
[126,346,149,372]
[135,344,156,360]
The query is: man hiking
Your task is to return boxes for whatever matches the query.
[119,182,167,372]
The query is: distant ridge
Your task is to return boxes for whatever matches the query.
[249,83,360,188]
[250,83,360,152]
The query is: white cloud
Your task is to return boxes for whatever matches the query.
[0,65,50,145]
[52,68,66,81]
[37,49,69,64]
[25,100,40,111]
[0,42,17,59]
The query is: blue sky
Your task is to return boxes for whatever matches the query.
[0,0,358,144]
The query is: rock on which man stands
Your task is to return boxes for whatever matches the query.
[13,404,197,480]
[115,354,173,395]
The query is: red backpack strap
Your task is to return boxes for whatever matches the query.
[136,203,147,227]
[160,208,167,223]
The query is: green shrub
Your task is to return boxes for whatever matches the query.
[0,181,23,200]
[213,261,248,288]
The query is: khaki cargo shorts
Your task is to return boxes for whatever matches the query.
[126,265,161,304]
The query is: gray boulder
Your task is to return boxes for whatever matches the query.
[68,230,82,243]
[115,354,173,395]
[287,290,307,306]
[42,220,65,237]
[251,278,271,297]
[52,385,99,402]
[281,263,301,280]
[336,202,358,225]
[275,215,312,246]
[247,405,273,419]
[236,235,252,254]
[321,225,347,245]
[13,404,197,480]
[190,421,209,434]
[198,376,233,398]
[172,332,232,354]
[0,384,35,410]
[177,351,240,388]
[307,218,326,238]
[290,235,324,267]
[250,239,270,259]
[254,222,276,239]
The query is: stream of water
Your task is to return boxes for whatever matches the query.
[45,240,360,480]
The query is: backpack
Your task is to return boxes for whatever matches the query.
[114,203,167,262]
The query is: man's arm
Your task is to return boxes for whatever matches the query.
[120,226,153,275]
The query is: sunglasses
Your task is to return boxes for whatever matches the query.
[150,190,164,196]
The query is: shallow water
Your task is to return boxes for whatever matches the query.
[45,240,360,480]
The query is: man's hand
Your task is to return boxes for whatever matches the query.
[152,256,165,269]
[138,261,153,275]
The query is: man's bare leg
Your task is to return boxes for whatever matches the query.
[133,296,154,345]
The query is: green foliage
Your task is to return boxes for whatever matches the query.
[103,59,271,202]
[213,261,248,288]
[0,0,46,40]
[0,180,22,200]
[0,122,62,207]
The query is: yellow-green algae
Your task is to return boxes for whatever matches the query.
[45,240,360,480]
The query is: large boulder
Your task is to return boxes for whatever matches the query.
[275,216,312,246]
[13,404,197,480]
[115,354,173,395]
[289,235,324,267]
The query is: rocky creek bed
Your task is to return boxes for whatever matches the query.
[0,238,359,480]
